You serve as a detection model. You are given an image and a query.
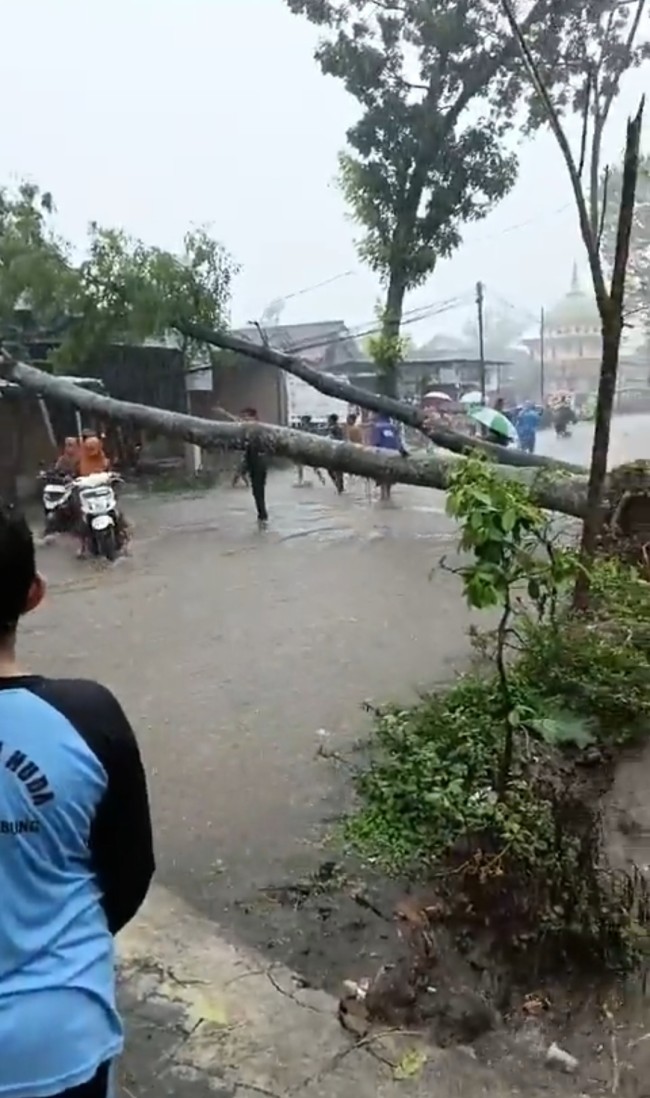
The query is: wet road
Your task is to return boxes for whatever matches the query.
[536,410,650,466]
[18,415,650,984]
[24,472,477,963]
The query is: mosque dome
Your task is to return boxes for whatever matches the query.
[546,264,600,335]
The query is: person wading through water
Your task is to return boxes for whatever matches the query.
[295,415,325,488]
[326,413,345,494]
[241,408,269,528]
[370,412,406,502]
[0,504,154,1098]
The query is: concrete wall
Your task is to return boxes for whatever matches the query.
[0,396,57,501]
[212,361,286,425]
[186,363,287,476]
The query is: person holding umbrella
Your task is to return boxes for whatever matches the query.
[468,405,519,448]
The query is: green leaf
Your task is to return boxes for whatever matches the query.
[530,712,596,749]
[502,508,517,533]
[394,1048,427,1080]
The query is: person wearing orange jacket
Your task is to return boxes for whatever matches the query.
[78,433,110,478]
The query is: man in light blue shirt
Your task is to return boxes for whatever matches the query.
[0,504,154,1098]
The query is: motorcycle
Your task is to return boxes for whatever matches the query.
[75,472,126,561]
[39,470,76,537]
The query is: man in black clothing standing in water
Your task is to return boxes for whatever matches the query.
[326,413,345,495]
[241,407,269,528]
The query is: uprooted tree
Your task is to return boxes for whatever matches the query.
[2,172,650,560]
[0,349,588,513]
[284,0,643,398]
[8,311,650,568]
[0,178,582,473]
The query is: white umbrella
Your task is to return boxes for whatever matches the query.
[460,390,484,405]
[424,390,452,401]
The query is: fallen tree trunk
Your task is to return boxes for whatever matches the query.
[0,351,589,516]
[179,321,583,475]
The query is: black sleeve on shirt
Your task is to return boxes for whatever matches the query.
[26,678,155,935]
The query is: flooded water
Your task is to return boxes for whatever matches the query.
[536,412,650,467]
[18,413,650,996]
[23,470,479,979]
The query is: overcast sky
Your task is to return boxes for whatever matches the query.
[3,0,649,342]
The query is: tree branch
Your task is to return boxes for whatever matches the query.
[443,0,567,134]
[610,99,645,312]
[499,0,609,312]
[0,349,590,518]
[178,320,583,474]
[597,165,610,254]
[588,0,645,248]
[577,70,592,180]
[601,0,647,124]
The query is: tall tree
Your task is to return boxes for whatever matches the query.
[285,0,611,397]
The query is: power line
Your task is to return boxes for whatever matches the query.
[281,270,356,303]
[461,203,573,248]
[487,289,539,323]
[277,292,475,356]
[258,270,357,320]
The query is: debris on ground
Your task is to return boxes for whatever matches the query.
[545,1042,579,1073]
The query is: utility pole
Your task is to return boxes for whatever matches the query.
[539,306,545,404]
[476,281,486,403]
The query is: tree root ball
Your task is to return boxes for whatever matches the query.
[600,461,650,571]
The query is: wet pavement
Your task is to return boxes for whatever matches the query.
[535,410,650,466]
[24,469,477,984]
[19,415,650,992]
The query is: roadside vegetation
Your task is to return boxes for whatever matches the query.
[346,456,650,979]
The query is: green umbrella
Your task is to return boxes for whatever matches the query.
[468,406,519,443]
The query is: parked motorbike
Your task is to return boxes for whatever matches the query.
[75,472,126,561]
[38,470,76,537]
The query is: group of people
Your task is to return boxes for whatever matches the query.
[49,430,127,557]
[55,431,111,479]
[484,396,576,454]
[232,407,408,526]
[297,411,406,503]
[512,396,577,451]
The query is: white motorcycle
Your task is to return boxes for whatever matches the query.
[40,473,75,537]
[75,472,125,561]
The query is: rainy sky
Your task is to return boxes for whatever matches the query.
[3,0,648,340]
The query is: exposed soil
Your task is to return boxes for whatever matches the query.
[228,737,650,1096]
